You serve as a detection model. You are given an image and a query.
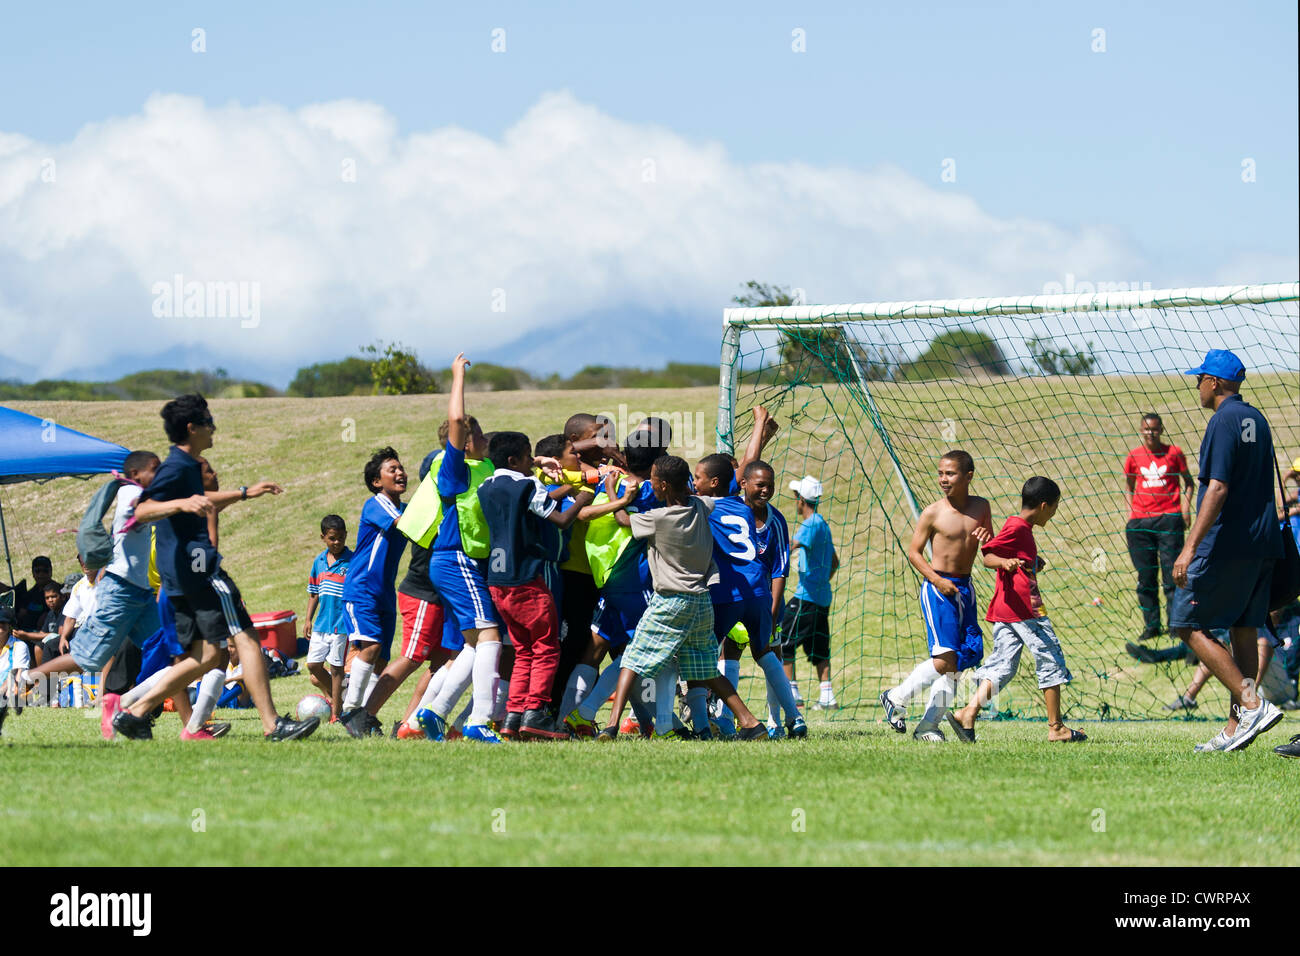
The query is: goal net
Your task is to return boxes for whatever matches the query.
[718,282,1300,722]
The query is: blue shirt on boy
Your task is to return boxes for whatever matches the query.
[342,496,406,601]
[433,444,471,553]
[142,446,217,598]
[308,547,353,634]
[755,504,790,582]
[793,511,835,607]
[705,495,770,603]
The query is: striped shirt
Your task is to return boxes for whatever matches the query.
[308,547,353,634]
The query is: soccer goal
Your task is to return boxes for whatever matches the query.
[718,281,1300,721]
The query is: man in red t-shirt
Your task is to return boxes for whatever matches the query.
[1123,412,1193,646]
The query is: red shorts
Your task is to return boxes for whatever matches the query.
[398,592,445,663]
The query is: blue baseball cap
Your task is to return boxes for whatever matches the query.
[1184,349,1245,383]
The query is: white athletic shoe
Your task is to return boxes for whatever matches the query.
[1193,729,1232,753]
[913,723,945,743]
[1224,700,1284,752]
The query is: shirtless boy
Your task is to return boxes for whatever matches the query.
[880,451,992,741]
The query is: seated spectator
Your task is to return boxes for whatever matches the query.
[15,556,55,630]
[11,581,64,665]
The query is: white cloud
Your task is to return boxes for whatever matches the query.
[0,90,1180,383]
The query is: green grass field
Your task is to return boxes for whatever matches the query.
[1,683,1295,866]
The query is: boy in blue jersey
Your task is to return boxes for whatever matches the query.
[420,353,509,743]
[693,457,806,739]
[305,514,352,722]
[782,475,840,710]
[741,461,794,733]
[340,447,408,737]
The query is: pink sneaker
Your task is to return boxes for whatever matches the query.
[100,693,121,740]
[179,726,217,741]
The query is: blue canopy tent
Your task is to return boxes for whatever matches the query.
[0,406,129,586]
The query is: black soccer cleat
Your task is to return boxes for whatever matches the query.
[737,723,769,741]
[340,708,369,739]
[112,710,154,741]
[266,714,320,742]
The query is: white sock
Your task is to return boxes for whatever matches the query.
[432,647,475,718]
[492,675,510,722]
[563,663,596,716]
[890,659,940,708]
[454,699,473,730]
[720,658,741,721]
[188,668,225,732]
[819,680,836,705]
[789,677,802,700]
[920,673,955,728]
[361,667,379,707]
[654,668,677,732]
[630,679,655,731]
[121,668,169,709]
[408,668,448,728]
[468,641,502,725]
[686,687,710,733]
[344,660,373,711]
[578,658,622,721]
[760,652,800,723]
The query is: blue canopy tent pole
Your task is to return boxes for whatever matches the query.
[0,491,12,586]
[0,406,129,587]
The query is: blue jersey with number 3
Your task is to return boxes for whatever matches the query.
[704,495,769,603]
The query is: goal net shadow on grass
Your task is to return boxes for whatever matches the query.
[717,282,1300,722]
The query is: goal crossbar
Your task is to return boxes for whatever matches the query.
[723,281,1299,328]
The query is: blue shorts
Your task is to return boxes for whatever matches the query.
[429,550,499,636]
[344,597,398,658]
[70,573,161,673]
[1170,556,1274,630]
[593,588,652,650]
[919,573,984,670]
[440,613,466,653]
[713,598,773,654]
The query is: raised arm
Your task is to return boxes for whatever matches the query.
[735,406,778,483]
[447,353,470,451]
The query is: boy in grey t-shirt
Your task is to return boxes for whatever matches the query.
[597,455,768,742]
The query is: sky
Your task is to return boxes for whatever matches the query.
[0,1,1295,386]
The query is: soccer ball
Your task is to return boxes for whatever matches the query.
[296,694,331,721]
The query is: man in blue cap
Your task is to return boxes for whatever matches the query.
[1170,349,1285,752]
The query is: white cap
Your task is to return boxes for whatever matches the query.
[788,475,823,502]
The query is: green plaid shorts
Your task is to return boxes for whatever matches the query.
[621,592,717,681]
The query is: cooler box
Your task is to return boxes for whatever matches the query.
[252,610,298,657]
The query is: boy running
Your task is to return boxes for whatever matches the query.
[113,394,317,741]
[952,477,1086,743]
[881,450,992,741]
[305,515,352,722]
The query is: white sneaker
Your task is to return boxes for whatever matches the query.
[1224,700,1284,752]
[913,723,945,743]
[1193,729,1232,752]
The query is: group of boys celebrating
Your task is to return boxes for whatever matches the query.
[301,353,836,743]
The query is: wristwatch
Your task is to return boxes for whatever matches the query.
[240,485,248,500]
